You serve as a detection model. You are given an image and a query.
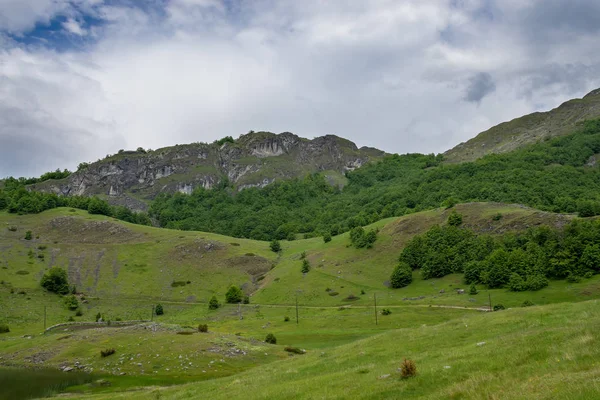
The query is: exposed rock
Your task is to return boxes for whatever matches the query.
[31,131,385,211]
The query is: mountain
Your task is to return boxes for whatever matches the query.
[444,88,600,163]
[30,131,385,211]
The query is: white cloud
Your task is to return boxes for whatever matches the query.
[62,18,87,36]
[1,0,600,177]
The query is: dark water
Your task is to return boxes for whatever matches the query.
[0,366,93,400]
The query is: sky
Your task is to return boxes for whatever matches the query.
[1,0,600,177]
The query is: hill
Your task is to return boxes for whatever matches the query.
[28,131,385,211]
[444,88,600,163]
[83,299,600,400]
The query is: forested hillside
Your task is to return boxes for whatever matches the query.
[3,120,600,241]
[147,119,600,239]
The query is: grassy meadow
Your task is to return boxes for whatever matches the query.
[1,204,600,398]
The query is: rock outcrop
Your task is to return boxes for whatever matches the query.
[32,131,384,211]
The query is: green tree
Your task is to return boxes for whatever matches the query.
[24,230,32,240]
[64,295,79,311]
[208,295,220,310]
[581,244,600,272]
[469,283,478,295]
[87,197,111,216]
[390,263,412,288]
[270,240,281,253]
[323,233,332,243]
[155,303,164,315]
[447,211,463,227]
[226,285,243,303]
[40,267,69,294]
[301,259,311,274]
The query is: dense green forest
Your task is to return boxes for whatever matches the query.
[393,214,600,291]
[148,119,600,240]
[3,119,600,240]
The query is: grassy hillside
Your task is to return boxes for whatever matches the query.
[3,204,600,398]
[80,299,600,400]
[445,88,600,162]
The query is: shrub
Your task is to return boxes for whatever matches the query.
[381,308,392,316]
[68,316,75,322]
[284,316,290,322]
[7,226,17,232]
[270,240,281,253]
[171,281,186,287]
[566,273,581,283]
[300,251,306,259]
[521,300,534,307]
[508,273,527,292]
[492,213,503,221]
[350,227,378,249]
[0,324,9,334]
[243,295,250,304]
[24,231,32,240]
[208,295,221,310]
[95,312,102,322]
[328,291,339,296]
[323,233,332,243]
[284,346,305,354]
[584,271,594,279]
[40,267,69,295]
[344,294,359,301]
[198,324,208,333]
[400,359,417,378]
[360,289,366,295]
[37,245,47,250]
[155,304,164,315]
[447,211,463,227]
[525,274,549,291]
[265,333,277,344]
[64,295,79,311]
[16,270,29,275]
[226,285,243,303]
[493,304,505,311]
[100,348,116,358]
[469,284,478,295]
[75,309,83,316]
[390,263,412,288]
[301,259,311,274]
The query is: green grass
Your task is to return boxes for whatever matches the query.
[77,299,600,399]
[2,204,600,398]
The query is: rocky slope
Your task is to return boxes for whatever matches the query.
[31,131,384,210]
[444,88,600,163]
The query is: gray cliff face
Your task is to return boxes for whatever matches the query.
[32,132,385,211]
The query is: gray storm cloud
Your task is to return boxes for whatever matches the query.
[1,0,600,177]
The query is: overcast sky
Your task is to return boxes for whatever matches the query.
[1,0,600,177]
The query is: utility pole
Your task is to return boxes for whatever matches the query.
[374,293,378,326]
[151,305,154,321]
[295,294,299,325]
[44,305,47,331]
[488,293,492,312]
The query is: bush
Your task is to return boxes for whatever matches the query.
[24,231,32,240]
[390,263,412,288]
[7,226,17,232]
[40,267,69,295]
[208,295,220,310]
[508,273,527,292]
[226,285,243,303]
[350,227,378,249]
[300,251,306,259]
[243,295,250,304]
[301,259,311,274]
[284,346,305,354]
[360,289,366,295]
[64,295,79,311]
[284,316,290,322]
[171,281,186,287]
[469,283,478,295]
[492,213,503,221]
[265,333,277,344]
[75,309,83,316]
[198,324,208,333]
[270,240,281,253]
[68,316,75,322]
[323,233,332,243]
[100,348,116,358]
[345,294,359,301]
[493,304,505,311]
[381,308,392,316]
[95,312,102,322]
[584,271,594,279]
[155,304,164,315]
[521,300,534,307]
[566,273,581,283]
[525,274,549,291]
[328,291,339,296]
[0,324,9,334]
[447,211,463,227]
[400,359,417,378]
